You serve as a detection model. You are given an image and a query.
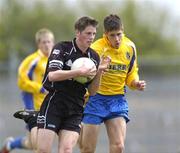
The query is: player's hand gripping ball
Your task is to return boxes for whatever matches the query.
[71,57,96,84]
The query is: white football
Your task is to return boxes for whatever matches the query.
[71,57,96,84]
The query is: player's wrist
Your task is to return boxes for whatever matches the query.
[131,80,139,89]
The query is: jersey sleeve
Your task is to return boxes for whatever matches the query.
[17,55,43,94]
[47,43,65,72]
[125,44,139,90]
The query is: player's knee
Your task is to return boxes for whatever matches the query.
[110,142,124,153]
[80,144,96,153]
[80,137,96,153]
[58,144,73,153]
[37,147,51,153]
[117,143,124,153]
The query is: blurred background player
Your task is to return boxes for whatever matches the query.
[80,14,146,153]
[0,28,55,153]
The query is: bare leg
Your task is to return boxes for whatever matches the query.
[80,124,100,153]
[37,129,56,153]
[105,117,126,153]
[21,134,33,150]
[30,127,38,153]
[58,130,79,153]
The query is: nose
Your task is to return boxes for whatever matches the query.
[115,35,119,41]
[89,33,95,40]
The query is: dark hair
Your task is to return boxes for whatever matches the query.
[74,16,98,32]
[104,14,123,32]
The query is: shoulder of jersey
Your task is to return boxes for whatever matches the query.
[123,36,136,52]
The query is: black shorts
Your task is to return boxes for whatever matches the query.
[37,91,83,134]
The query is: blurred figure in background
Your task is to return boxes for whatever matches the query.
[80,14,146,153]
[0,28,55,153]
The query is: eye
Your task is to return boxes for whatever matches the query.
[110,33,115,37]
[117,33,123,37]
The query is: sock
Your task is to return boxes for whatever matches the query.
[9,136,25,150]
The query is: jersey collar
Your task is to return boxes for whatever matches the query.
[72,38,90,56]
[37,49,46,57]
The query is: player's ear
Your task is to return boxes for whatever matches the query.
[75,30,80,37]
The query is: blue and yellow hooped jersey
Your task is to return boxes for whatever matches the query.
[17,50,48,110]
[91,35,139,95]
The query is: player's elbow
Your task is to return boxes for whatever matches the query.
[48,72,56,82]
[88,88,97,96]
[89,91,96,96]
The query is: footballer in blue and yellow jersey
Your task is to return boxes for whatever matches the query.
[81,15,146,153]
[17,50,48,110]
[91,34,139,95]
[0,29,55,153]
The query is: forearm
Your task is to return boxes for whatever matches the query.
[126,69,139,89]
[87,55,111,95]
[88,70,103,96]
[48,69,80,82]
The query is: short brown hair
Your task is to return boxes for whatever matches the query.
[74,16,98,32]
[104,14,123,32]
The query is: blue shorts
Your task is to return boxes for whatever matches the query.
[82,93,130,124]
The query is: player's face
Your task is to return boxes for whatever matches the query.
[105,30,123,49]
[38,34,54,57]
[76,25,96,50]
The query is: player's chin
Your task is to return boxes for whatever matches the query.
[114,44,120,49]
[87,41,93,46]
